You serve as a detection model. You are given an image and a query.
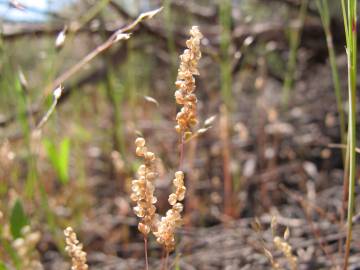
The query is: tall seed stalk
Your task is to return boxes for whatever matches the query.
[341,0,357,269]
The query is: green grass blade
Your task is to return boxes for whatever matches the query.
[342,0,357,268]
[10,199,28,239]
[282,0,308,107]
[316,0,346,162]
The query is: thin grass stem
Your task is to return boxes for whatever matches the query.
[219,0,233,109]
[316,0,346,163]
[282,0,308,107]
[341,0,357,268]
[164,251,169,270]
[144,236,149,270]
[179,133,185,170]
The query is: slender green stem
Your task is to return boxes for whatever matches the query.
[164,0,177,79]
[219,0,233,110]
[104,68,125,155]
[316,0,346,162]
[342,0,357,269]
[282,0,308,107]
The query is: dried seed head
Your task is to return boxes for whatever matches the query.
[173,203,183,213]
[175,26,203,135]
[175,171,184,180]
[131,137,158,236]
[168,193,177,206]
[153,207,182,252]
[64,227,88,270]
[135,137,146,147]
[272,226,297,270]
[138,223,151,235]
[145,151,155,161]
[154,171,186,252]
[176,186,186,201]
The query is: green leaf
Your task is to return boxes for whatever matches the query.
[43,138,57,168]
[58,138,70,183]
[0,261,9,270]
[44,138,70,184]
[10,199,28,239]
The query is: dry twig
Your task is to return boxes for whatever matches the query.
[43,7,163,97]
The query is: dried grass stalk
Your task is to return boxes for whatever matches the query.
[130,26,203,257]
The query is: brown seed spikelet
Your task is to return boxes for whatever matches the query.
[64,227,88,270]
[131,137,158,235]
[175,26,203,136]
[153,171,186,252]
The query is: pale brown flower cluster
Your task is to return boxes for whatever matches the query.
[175,26,203,136]
[131,137,158,236]
[131,26,202,254]
[64,227,88,270]
[131,138,187,252]
[153,171,186,252]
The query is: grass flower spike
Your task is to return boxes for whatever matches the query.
[175,26,203,137]
[131,137,158,235]
[154,171,186,252]
[64,227,88,270]
[168,171,186,205]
